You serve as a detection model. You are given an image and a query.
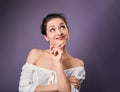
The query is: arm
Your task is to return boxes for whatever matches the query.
[19,63,59,92]
[55,62,71,92]
[19,49,59,92]
[68,76,80,89]
[19,63,38,92]
[35,84,58,92]
[49,47,71,92]
[70,66,86,92]
[68,59,85,90]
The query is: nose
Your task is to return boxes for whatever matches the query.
[56,29,63,36]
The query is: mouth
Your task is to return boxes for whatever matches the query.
[56,36,65,40]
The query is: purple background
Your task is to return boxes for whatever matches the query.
[0,0,120,92]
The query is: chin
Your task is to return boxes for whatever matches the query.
[58,40,67,45]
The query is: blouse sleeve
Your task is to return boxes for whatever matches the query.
[70,67,86,92]
[19,63,38,92]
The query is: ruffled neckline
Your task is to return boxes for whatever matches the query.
[25,63,84,72]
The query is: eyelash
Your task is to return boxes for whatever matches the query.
[49,25,66,32]
[60,25,66,30]
[50,28,55,32]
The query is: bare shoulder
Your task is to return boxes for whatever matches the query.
[71,58,84,67]
[26,48,43,64]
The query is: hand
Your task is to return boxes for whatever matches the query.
[49,46,63,62]
[49,43,65,62]
[68,76,80,89]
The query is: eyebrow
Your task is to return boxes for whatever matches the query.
[59,23,65,25]
[48,22,65,29]
[48,25,55,28]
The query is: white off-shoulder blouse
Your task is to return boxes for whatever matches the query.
[19,63,85,92]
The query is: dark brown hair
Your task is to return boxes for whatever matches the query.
[41,13,69,35]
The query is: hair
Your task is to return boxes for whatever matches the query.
[41,13,69,35]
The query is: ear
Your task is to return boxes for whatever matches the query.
[44,36,49,42]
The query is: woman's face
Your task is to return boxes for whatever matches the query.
[45,18,69,48]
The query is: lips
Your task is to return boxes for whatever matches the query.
[56,36,65,40]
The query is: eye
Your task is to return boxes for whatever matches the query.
[60,25,66,30]
[50,28,55,32]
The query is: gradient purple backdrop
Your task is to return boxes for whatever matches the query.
[0,0,120,92]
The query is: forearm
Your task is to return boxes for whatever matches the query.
[35,83,58,92]
[55,62,71,92]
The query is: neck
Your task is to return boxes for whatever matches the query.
[61,45,71,59]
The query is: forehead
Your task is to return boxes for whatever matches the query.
[47,18,65,27]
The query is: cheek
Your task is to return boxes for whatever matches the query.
[47,33,55,39]
[65,32,69,39]
[48,36,56,43]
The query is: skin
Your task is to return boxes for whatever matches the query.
[26,18,84,92]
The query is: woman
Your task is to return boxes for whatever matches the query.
[19,13,85,92]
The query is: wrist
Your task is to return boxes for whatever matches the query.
[53,61,63,69]
[54,61,62,65]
